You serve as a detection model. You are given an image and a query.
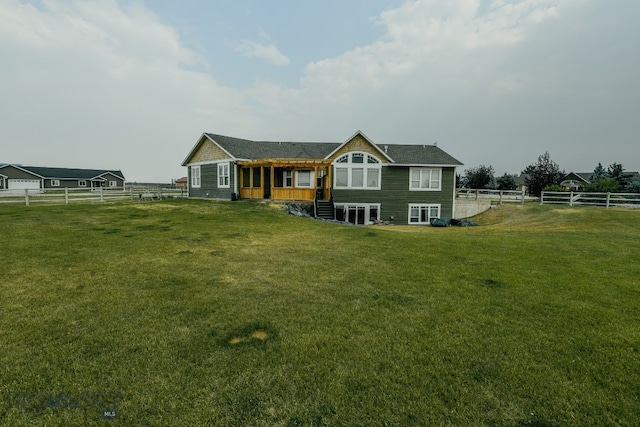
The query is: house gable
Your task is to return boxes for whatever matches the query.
[562,172,591,184]
[95,172,125,182]
[182,134,234,166]
[326,131,392,163]
[0,164,43,180]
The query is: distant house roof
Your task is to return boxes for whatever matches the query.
[562,171,639,184]
[186,132,463,167]
[513,174,529,186]
[175,176,188,184]
[0,164,125,180]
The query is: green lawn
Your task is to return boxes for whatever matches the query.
[1,200,639,426]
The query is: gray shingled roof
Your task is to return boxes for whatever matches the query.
[15,166,125,180]
[378,144,462,165]
[204,133,462,166]
[206,134,339,160]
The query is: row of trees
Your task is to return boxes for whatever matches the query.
[457,165,517,191]
[458,153,640,196]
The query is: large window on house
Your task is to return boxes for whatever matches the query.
[410,168,441,191]
[191,165,201,188]
[333,152,381,190]
[218,162,230,188]
[51,180,60,187]
[109,181,117,188]
[408,204,441,224]
[79,180,87,187]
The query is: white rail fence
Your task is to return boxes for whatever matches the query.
[0,186,187,206]
[456,189,528,204]
[540,191,640,208]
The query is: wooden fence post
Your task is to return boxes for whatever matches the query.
[100,187,104,202]
[24,189,29,206]
[521,190,525,204]
[65,187,69,205]
[606,192,610,208]
[569,191,573,206]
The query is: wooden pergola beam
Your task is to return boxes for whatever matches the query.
[237,159,332,168]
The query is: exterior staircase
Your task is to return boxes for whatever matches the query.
[315,199,335,220]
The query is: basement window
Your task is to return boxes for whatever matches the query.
[334,203,380,225]
[408,204,441,224]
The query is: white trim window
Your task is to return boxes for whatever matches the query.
[51,179,60,187]
[109,181,117,188]
[335,203,380,225]
[410,168,441,191]
[191,165,201,188]
[295,170,314,188]
[218,162,230,188]
[408,204,441,224]
[79,180,87,187]
[334,152,381,190]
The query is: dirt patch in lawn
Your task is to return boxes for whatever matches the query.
[222,323,276,347]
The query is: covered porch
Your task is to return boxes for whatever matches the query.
[237,159,333,201]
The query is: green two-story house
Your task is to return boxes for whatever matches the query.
[181,131,463,225]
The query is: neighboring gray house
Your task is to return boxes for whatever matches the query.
[0,165,126,191]
[181,131,463,225]
[560,171,640,191]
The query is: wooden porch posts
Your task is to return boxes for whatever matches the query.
[237,159,333,201]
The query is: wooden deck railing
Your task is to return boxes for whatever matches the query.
[240,187,328,201]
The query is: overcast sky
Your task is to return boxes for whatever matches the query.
[1,0,638,182]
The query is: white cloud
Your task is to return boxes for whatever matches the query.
[279,0,565,145]
[235,40,290,66]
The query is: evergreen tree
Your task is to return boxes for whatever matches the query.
[606,163,630,189]
[626,175,640,193]
[461,165,496,189]
[496,173,517,190]
[590,163,606,182]
[522,152,564,197]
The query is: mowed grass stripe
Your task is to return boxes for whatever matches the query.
[1,200,639,426]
